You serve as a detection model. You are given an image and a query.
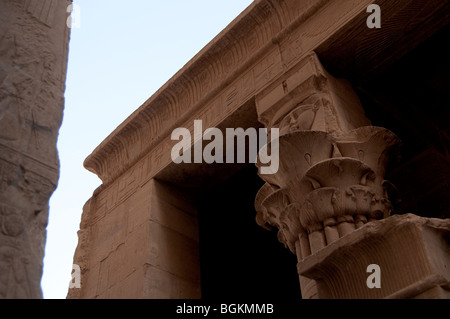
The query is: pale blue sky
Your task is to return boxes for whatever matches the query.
[42,0,253,299]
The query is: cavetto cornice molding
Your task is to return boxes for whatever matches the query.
[83,0,446,186]
[83,0,366,185]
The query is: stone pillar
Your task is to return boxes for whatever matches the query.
[0,0,71,298]
[67,179,201,299]
[254,52,449,299]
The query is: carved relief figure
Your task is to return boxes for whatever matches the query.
[0,0,69,298]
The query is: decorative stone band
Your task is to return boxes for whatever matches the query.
[255,126,401,260]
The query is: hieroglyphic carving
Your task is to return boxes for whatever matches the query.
[70,4,394,298]
[279,0,373,69]
[0,202,44,299]
[25,0,59,27]
[138,47,284,185]
[80,0,381,189]
[253,48,284,89]
[69,0,450,300]
[0,0,70,298]
[88,44,287,222]
[82,0,299,184]
[280,31,304,69]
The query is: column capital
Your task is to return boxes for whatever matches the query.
[254,51,403,299]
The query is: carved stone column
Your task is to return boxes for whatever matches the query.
[254,52,402,298]
[0,0,71,298]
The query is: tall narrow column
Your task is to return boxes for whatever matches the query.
[0,0,71,298]
[254,52,401,298]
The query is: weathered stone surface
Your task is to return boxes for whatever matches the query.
[253,52,404,298]
[69,0,450,299]
[0,0,71,298]
[299,214,450,299]
[68,179,201,299]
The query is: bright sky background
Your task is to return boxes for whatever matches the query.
[41,0,253,299]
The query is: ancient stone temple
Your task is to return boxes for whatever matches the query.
[68,0,450,299]
[0,0,71,298]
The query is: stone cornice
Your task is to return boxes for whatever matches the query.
[84,0,374,185]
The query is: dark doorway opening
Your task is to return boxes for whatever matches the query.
[197,164,301,300]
